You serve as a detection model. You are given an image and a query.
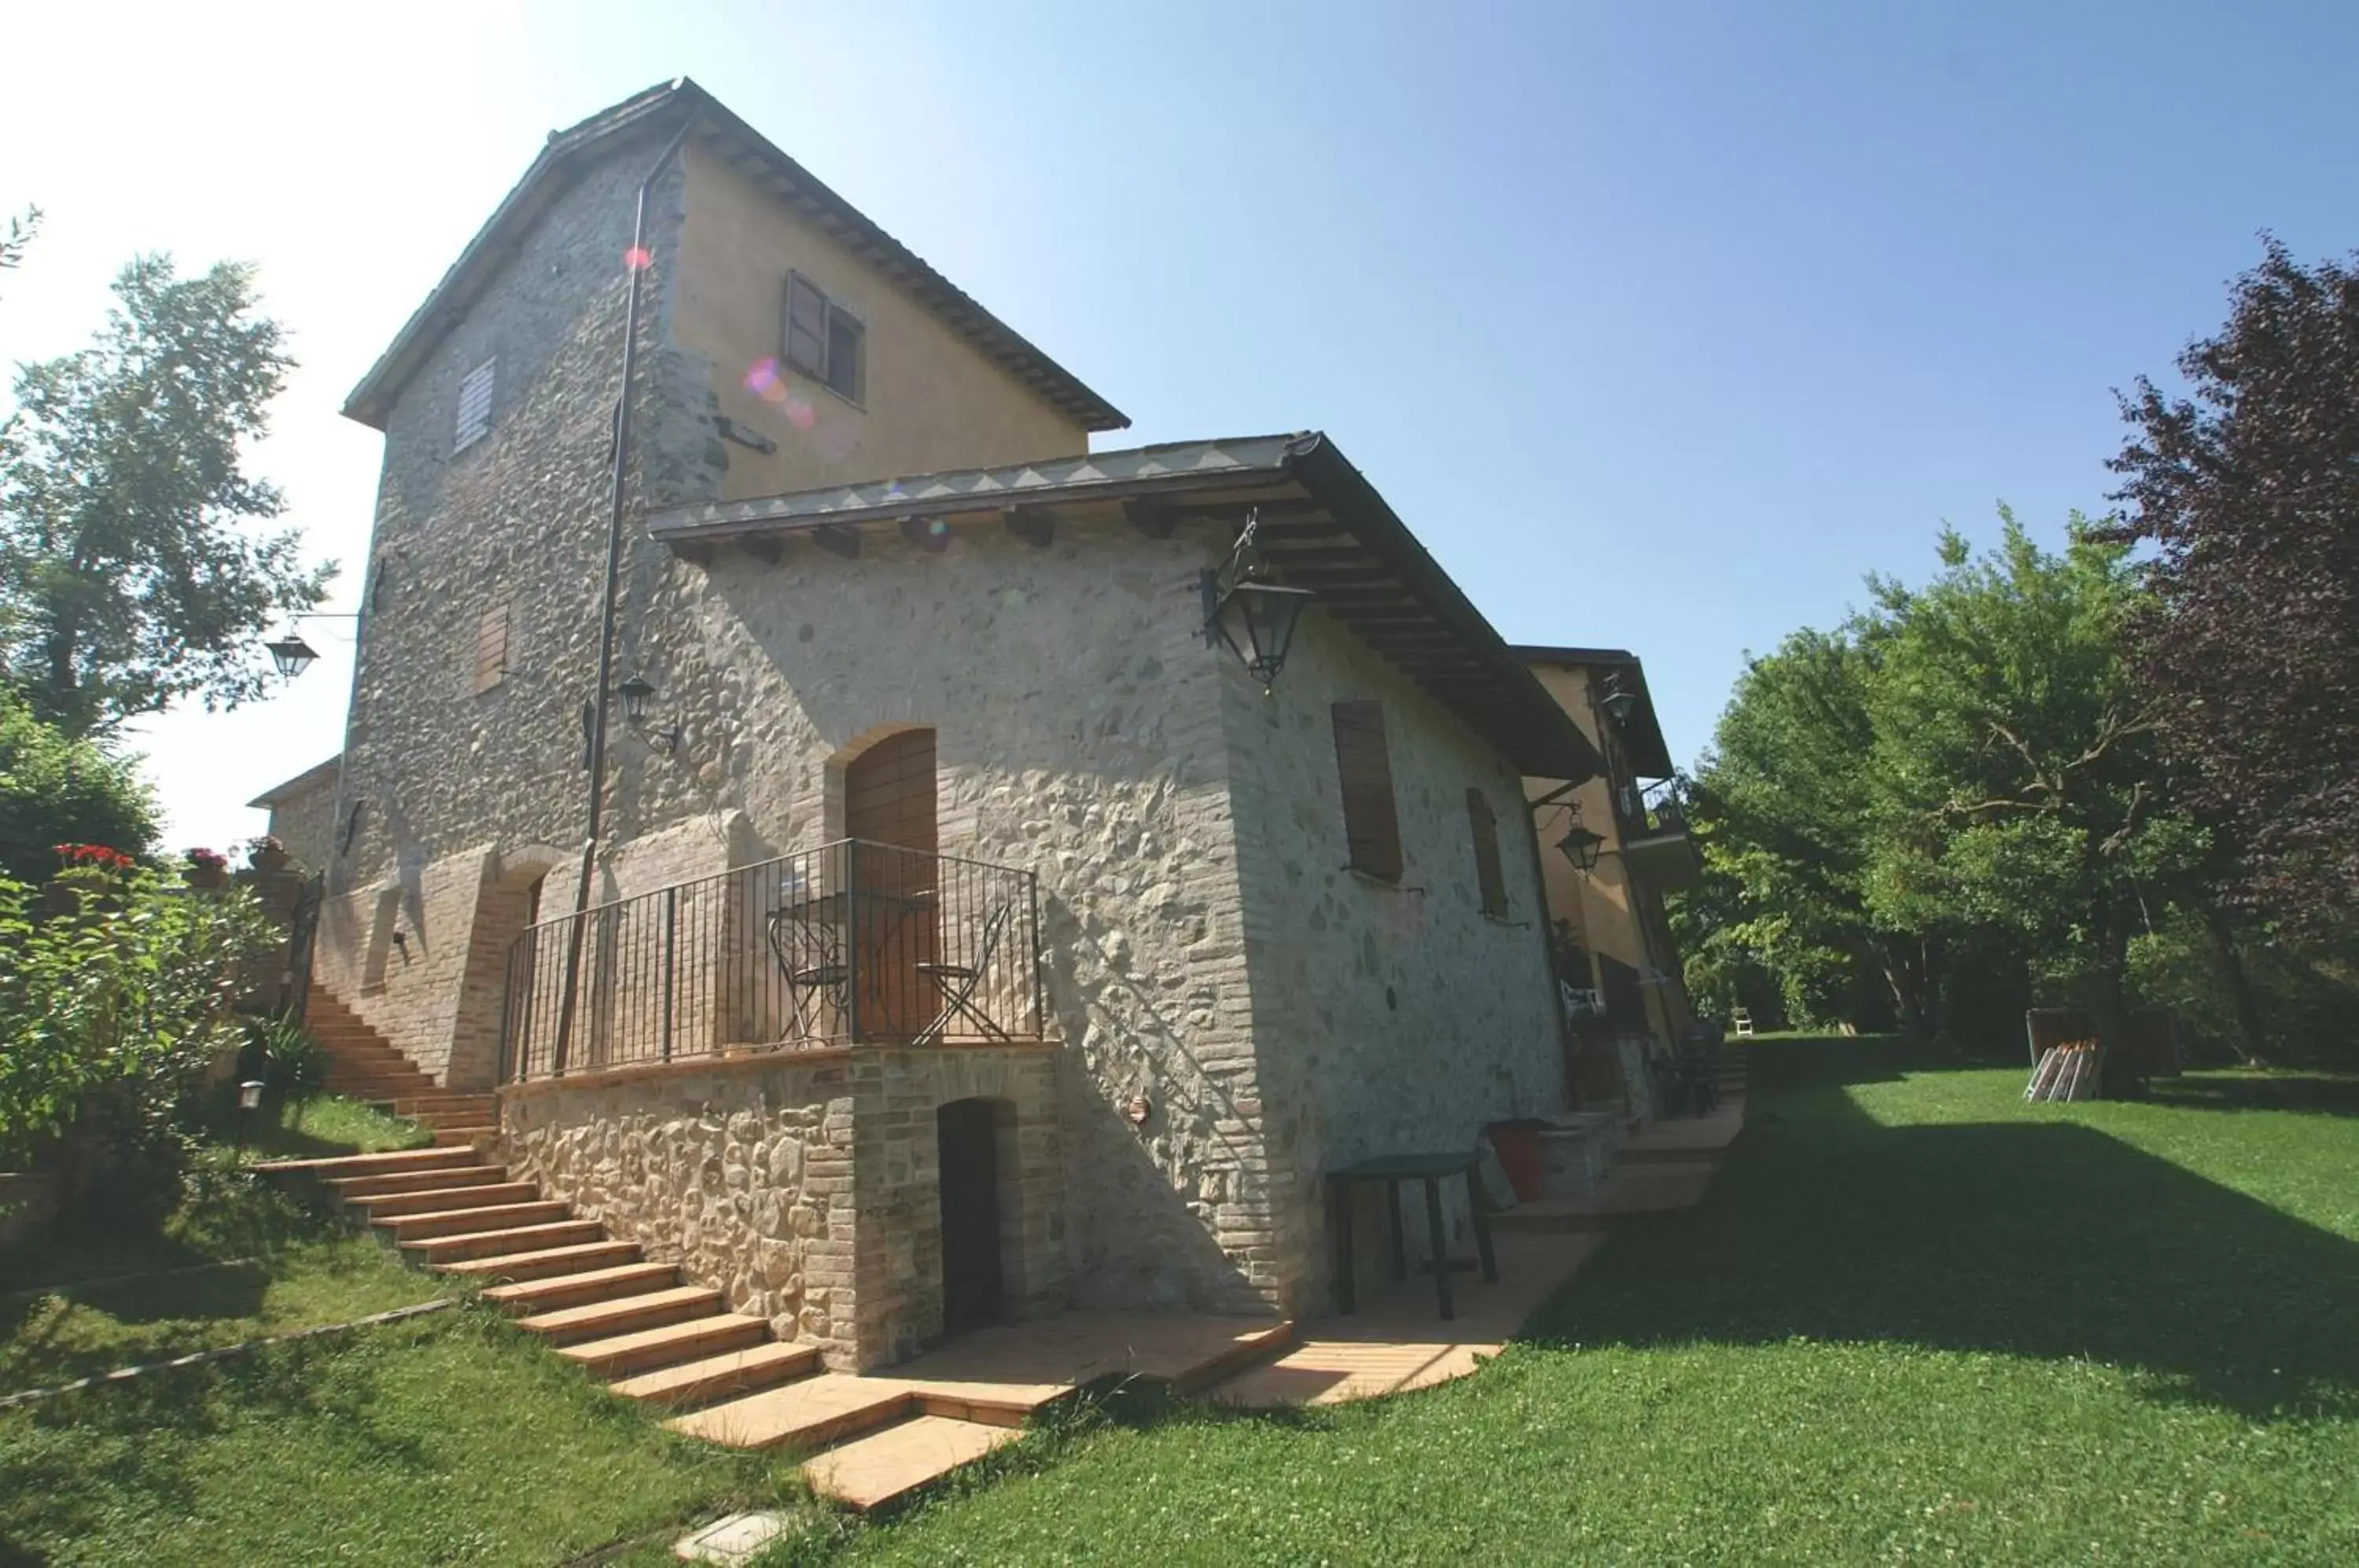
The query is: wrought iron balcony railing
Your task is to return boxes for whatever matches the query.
[499,839,1043,1082]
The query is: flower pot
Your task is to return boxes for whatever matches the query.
[41,879,82,917]
[249,847,293,874]
[184,864,230,890]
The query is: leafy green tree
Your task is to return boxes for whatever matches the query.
[0,205,38,296]
[0,685,157,882]
[0,254,330,735]
[1856,513,2205,1061]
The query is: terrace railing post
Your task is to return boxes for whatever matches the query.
[1027,870,1044,1038]
[844,839,861,1044]
[661,885,678,1063]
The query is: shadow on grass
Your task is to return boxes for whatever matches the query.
[1523,1036,2359,1421]
[2144,1072,2359,1117]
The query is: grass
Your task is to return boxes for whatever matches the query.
[241,1094,433,1161]
[773,1039,2359,1566]
[0,1306,805,1567]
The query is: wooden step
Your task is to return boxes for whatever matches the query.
[519,1285,724,1346]
[803,1414,1022,1511]
[419,1113,499,1133]
[666,1371,913,1451]
[377,1199,569,1241]
[606,1341,822,1407]
[327,1164,507,1200]
[390,1095,495,1117]
[400,1218,605,1264]
[433,1238,642,1282]
[347,1180,541,1219]
[432,1127,493,1148]
[483,1261,679,1316]
[255,1145,477,1179]
[559,1312,769,1378]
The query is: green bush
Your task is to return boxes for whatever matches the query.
[241,1014,327,1109]
[0,867,278,1171]
[0,689,157,883]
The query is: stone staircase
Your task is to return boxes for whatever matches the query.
[255,1142,1070,1508]
[305,985,497,1146]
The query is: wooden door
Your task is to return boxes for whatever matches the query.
[842,729,937,1036]
[937,1099,1003,1335]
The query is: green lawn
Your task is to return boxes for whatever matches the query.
[242,1093,434,1161]
[778,1040,2359,1566]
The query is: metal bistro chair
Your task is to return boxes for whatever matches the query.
[765,899,849,1043]
[914,901,1014,1046]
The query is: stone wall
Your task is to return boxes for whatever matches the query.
[312,845,499,1086]
[1223,611,1570,1307]
[261,762,339,874]
[499,1053,860,1361]
[499,1043,1065,1370]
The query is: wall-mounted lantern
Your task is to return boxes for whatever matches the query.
[264,633,320,679]
[615,675,683,755]
[1600,672,1640,726]
[1555,823,1607,874]
[1202,509,1314,694]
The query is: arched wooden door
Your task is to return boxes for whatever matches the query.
[842,728,937,1037]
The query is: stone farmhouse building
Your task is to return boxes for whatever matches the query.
[257,79,1616,1370]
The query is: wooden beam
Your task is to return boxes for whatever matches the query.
[1275,566,1395,586]
[812,525,861,560]
[741,535,785,565]
[1123,499,1176,540]
[1003,506,1055,549]
[1183,499,1332,523]
[900,515,951,554]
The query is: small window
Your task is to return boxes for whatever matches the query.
[1330,701,1403,882]
[471,602,511,694]
[454,357,496,452]
[1467,788,1508,918]
[782,271,865,404]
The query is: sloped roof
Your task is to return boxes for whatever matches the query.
[343,79,1127,434]
[650,432,1603,783]
[1512,646,1675,779]
[248,755,341,809]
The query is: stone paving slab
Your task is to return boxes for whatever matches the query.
[1489,1159,1720,1230]
[804,1414,1024,1510]
[1209,1231,1605,1408]
[1618,1095,1748,1160]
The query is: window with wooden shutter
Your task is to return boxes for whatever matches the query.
[1467,788,1508,918]
[454,357,496,452]
[782,271,867,404]
[784,274,829,377]
[1330,701,1403,882]
[471,601,511,694]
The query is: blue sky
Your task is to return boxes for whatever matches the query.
[6,1,2357,848]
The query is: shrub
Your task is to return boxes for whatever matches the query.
[0,868,278,1171]
[0,690,157,883]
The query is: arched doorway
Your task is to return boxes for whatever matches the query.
[840,727,937,1037]
[936,1097,1008,1334]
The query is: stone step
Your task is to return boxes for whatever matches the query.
[418,1111,498,1132]
[666,1372,915,1452]
[483,1261,680,1316]
[1167,1319,1299,1397]
[376,1199,570,1242]
[327,1164,509,1200]
[559,1312,770,1378]
[433,1238,643,1282]
[390,1095,496,1117]
[255,1145,477,1179]
[432,1127,492,1148]
[346,1180,541,1219]
[606,1341,823,1408]
[519,1285,724,1347]
[802,1414,1022,1511]
[400,1218,606,1264]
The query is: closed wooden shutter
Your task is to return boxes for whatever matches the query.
[1467,788,1507,918]
[1330,701,1402,882]
[785,273,829,377]
[454,357,496,452]
[471,602,511,694]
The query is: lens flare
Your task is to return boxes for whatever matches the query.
[744,359,786,403]
[784,392,817,429]
[624,245,653,272]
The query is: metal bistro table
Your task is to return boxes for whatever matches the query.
[764,884,934,1041]
[1327,1150,1500,1320]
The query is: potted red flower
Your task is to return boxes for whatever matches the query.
[46,843,134,914]
[184,846,231,890]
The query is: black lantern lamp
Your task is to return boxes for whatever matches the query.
[1600,672,1640,726]
[1202,510,1314,694]
[265,632,319,679]
[615,675,683,755]
[1555,823,1607,874]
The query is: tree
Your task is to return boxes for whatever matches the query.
[0,254,329,736]
[0,205,39,296]
[2107,238,2359,931]
[1857,513,2206,1066]
[0,686,158,882]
